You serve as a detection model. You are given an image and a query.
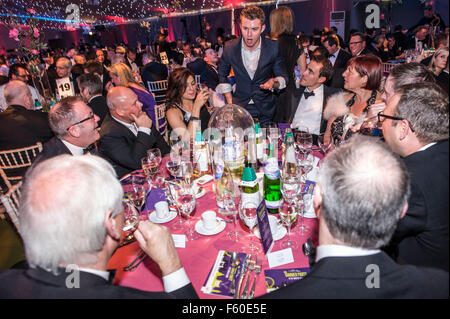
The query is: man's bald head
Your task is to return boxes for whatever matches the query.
[4,80,33,109]
[106,86,143,124]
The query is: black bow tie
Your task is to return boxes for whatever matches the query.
[329,54,335,58]
[83,143,97,154]
[304,90,315,99]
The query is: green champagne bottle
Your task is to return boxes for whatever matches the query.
[264,143,282,214]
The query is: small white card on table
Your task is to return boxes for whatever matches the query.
[172,234,186,248]
[267,248,294,268]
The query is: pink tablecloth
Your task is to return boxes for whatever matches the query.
[108,166,319,299]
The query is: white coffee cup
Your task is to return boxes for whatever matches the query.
[154,201,169,220]
[202,210,217,230]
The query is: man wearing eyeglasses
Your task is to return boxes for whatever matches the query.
[380,82,449,272]
[0,63,43,112]
[348,32,372,57]
[32,96,100,166]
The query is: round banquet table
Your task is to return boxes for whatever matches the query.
[108,153,321,299]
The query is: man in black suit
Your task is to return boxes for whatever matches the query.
[323,35,352,89]
[141,53,168,86]
[289,57,339,144]
[217,6,288,125]
[202,48,220,90]
[187,46,207,79]
[380,82,449,272]
[405,26,429,51]
[32,96,101,167]
[99,86,170,179]
[83,60,111,96]
[348,32,372,57]
[78,73,109,125]
[260,135,448,299]
[0,80,53,152]
[0,154,197,299]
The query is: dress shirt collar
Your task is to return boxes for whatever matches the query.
[88,94,102,104]
[316,244,380,263]
[329,48,340,65]
[111,115,138,136]
[241,36,262,53]
[60,138,85,156]
[418,142,437,152]
[78,267,110,281]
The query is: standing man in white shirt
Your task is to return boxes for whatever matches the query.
[217,6,288,125]
[289,57,339,144]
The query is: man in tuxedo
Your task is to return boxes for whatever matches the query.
[51,57,79,98]
[380,82,449,272]
[32,96,101,167]
[217,6,288,125]
[203,48,220,90]
[289,57,339,144]
[83,60,111,96]
[323,35,352,89]
[0,81,53,152]
[260,135,448,298]
[99,86,170,179]
[348,32,372,57]
[78,73,109,125]
[405,26,429,50]
[141,53,168,85]
[0,154,197,299]
[187,45,207,78]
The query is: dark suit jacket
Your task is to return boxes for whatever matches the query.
[99,114,170,179]
[203,64,219,90]
[288,85,341,135]
[333,48,352,69]
[389,140,449,272]
[405,36,429,50]
[0,105,53,151]
[258,252,449,298]
[328,49,352,89]
[218,37,288,119]
[0,267,198,299]
[88,95,109,126]
[31,136,72,167]
[142,62,168,88]
[187,58,207,76]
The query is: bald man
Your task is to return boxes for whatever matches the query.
[98,86,170,178]
[0,81,53,186]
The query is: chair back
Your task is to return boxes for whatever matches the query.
[0,181,22,230]
[147,80,168,105]
[0,142,43,190]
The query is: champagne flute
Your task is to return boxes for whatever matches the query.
[122,201,139,242]
[172,182,198,240]
[141,156,158,187]
[222,182,241,242]
[279,201,299,249]
[318,133,331,156]
[295,129,313,155]
[296,193,311,236]
[147,148,162,167]
[180,161,194,187]
[166,157,181,179]
[239,201,260,254]
[128,183,146,211]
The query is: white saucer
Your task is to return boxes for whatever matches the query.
[195,218,226,236]
[148,210,177,224]
[255,215,287,241]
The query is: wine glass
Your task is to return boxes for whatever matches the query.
[122,201,139,242]
[297,151,314,183]
[296,193,311,236]
[222,182,241,242]
[295,130,313,155]
[128,182,147,211]
[239,201,260,254]
[279,200,299,249]
[180,161,194,187]
[141,156,158,186]
[318,133,331,155]
[171,181,198,240]
[280,173,301,206]
[166,157,181,179]
[147,148,162,166]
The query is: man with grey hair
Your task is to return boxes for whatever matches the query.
[77,73,108,125]
[0,80,53,152]
[99,86,170,179]
[380,82,449,271]
[32,96,100,166]
[0,155,197,298]
[382,62,435,103]
[260,135,448,298]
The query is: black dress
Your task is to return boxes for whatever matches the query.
[167,103,211,135]
[272,33,301,123]
[330,90,377,144]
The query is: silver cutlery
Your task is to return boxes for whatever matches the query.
[123,250,147,271]
[249,256,262,299]
[241,256,255,299]
[234,255,249,299]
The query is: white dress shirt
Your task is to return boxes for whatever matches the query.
[291,85,324,135]
[111,115,151,136]
[329,48,340,66]
[315,244,380,263]
[61,139,85,156]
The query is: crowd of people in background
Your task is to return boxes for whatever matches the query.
[0,4,448,299]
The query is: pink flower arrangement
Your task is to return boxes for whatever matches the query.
[9,28,19,41]
[33,27,39,38]
[27,8,36,14]
[31,49,39,55]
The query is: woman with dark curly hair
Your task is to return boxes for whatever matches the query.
[166,67,210,141]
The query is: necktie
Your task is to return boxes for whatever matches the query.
[304,90,315,99]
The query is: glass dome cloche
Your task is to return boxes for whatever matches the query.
[207,104,256,183]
